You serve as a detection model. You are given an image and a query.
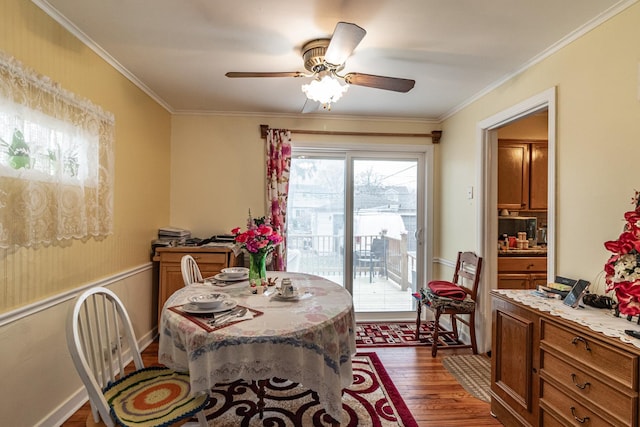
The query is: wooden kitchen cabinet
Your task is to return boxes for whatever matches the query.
[491,291,640,427]
[498,141,529,210]
[497,256,547,289]
[498,139,548,210]
[154,246,241,322]
[529,143,548,210]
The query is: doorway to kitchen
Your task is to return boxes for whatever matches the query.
[285,145,431,318]
[476,87,556,353]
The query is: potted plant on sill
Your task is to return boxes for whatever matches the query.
[0,129,32,170]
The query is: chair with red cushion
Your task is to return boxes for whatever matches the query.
[415,251,483,357]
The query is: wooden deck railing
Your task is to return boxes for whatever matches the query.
[287,233,416,290]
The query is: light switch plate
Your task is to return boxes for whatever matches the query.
[466,186,474,199]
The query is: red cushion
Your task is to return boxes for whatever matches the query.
[427,280,467,300]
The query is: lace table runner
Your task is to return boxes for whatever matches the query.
[495,290,640,349]
[167,304,263,333]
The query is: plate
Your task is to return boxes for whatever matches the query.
[181,299,238,314]
[213,273,249,282]
[188,292,229,308]
[220,267,249,278]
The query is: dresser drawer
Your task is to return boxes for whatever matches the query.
[498,257,546,272]
[541,379,628,427]
[539,408,570,427]
[540,319,638,389]
[160,252,227,265]
[540,350,635,421]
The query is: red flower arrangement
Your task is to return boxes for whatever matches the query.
[231,213,283,255]
[604,191,640,316]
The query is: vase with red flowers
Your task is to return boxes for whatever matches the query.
[604,190,640,317]
[231,212,283,286]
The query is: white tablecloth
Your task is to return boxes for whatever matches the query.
[495,289,640,349]
[159,272,356,423]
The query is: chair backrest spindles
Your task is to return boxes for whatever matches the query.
[68,287,148,427]
[181,254,203,285]
[451,251,482,300]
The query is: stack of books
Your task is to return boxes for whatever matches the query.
[154,226,192,247]
[537,276,577,299]
[158,226,191,239]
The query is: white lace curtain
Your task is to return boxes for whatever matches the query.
[0,51,114,248]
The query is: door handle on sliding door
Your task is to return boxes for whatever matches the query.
[415,228,423,245]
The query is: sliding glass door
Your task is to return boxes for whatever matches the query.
[286,148,426,315]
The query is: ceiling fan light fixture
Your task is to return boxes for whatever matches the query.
[301,73,348,109]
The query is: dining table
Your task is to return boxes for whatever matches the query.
[158,271,357,424]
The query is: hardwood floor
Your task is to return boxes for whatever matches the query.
[62,341,502,426]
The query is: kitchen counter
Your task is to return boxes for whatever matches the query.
[498,247,547,256]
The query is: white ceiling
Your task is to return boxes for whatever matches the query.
[35,0,631,120]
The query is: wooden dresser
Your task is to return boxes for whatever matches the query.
[153,246,241,322]
[491,290,640,426]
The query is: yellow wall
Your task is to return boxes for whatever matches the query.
[0,0,171,425]
[170,114,437,237]
[440,3,640,284]
[0,0,171,312]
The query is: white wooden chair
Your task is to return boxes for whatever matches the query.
[67,286,209,426]
[181,254,203,285]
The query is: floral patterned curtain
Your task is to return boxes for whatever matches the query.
[0,51,114,249]
[266,128,291,271]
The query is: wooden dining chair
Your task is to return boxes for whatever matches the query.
[415,251,483,357]
[67,286,209,426]
[181,254,203,285]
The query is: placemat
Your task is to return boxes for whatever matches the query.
[168,304,263,332]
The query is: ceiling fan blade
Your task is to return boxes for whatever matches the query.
[301,98,321,114]
[225,71,306,78]
[324,22,366,65]
[344,73,415,93]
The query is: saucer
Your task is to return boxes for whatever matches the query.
[181,299,238,314]
[272,290,302,301]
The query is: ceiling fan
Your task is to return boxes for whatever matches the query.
[225,22,415,112]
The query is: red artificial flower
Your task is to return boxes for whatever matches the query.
[231,213,283,254]
[613,283,640,316]
[604,191,640,316]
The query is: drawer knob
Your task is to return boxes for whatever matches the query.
[527,264,535,269]
[571,336,592,352]
[571,373,590,390]
[570,406,590,424]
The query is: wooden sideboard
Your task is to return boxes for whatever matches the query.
[153,246,242,322]
[491,291,640,426]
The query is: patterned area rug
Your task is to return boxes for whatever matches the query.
[356,321,462,348]
[442,354,491,403]
[201,352,417,426]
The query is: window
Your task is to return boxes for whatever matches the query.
[0,51,114,248]
[0,107,98,184]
